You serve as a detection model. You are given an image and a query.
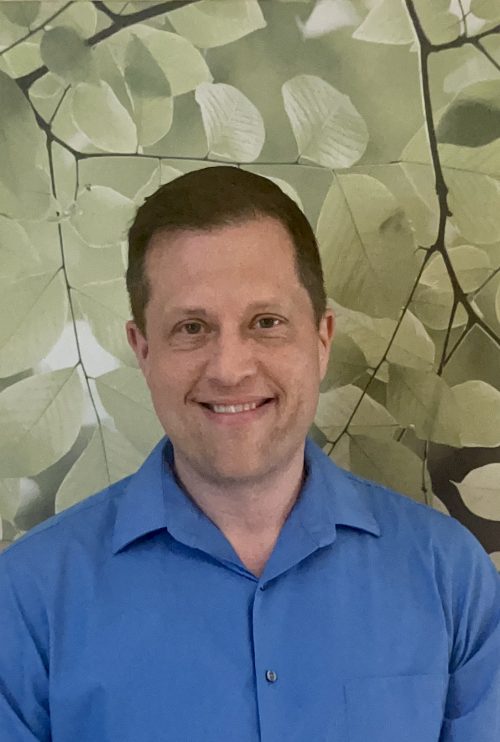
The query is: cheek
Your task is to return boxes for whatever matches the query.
[146,354,196,402]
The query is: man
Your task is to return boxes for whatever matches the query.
[0,166,498,741]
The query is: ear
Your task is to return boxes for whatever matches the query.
[318,308,335,382]
[126,320,150,376]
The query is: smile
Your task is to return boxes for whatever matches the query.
[205,400,269,414]
[198,398,275,424]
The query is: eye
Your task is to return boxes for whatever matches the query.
[257,317,282,329]
[179,321,204,335]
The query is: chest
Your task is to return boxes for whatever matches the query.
[48,540,450,742]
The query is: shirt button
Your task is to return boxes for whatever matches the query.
[265,670,278,683]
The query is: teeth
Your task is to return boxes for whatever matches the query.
[210,401,260,414]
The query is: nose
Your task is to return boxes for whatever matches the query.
[203,329,259,387]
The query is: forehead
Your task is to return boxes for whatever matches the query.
[146,217,301,291]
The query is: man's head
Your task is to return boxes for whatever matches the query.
[126,166,334,487]
[127,166,327,335]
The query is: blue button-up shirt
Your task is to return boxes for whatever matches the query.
[1,436,499,741]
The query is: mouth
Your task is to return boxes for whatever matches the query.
[197,397,276,425]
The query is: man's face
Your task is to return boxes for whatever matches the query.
[127,216,334,487]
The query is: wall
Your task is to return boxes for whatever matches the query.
[0,0,499,565]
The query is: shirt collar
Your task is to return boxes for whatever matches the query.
[112,435,381,558]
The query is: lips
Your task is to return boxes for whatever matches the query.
[197,397,276,424]
[200,398,273,407]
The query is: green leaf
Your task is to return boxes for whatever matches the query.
[320,331,367,391]
[432,495,450,516]
[96,367,164,455]
[46,0,97,37]
[453,380,500,447]
[0,216,43,279]
[421,246,491,292]
[282,75,368,168]
[315,385,398,440]
[332,301,435,369]
[323,433,351,470]
[91,43,135,120]
[0,368,84,477]
[402,118,500,245]
[0,11,21,47]
[298,0,361,37]
[317,175,417,317]
[352,0,414,45]
[160,163,184,185]
[452,464,500,520]
[446,168,500,245]
[490,552,500,571]
[0,479,21,524]
[133,94,174,148]
[242,163,330,226]
[77,155,159,201]
[0,271,68,378]
[195,82,265,161]
[167,0,266,48]
[62,223,125,290]
[74,279,136,366]
[437,100,500,148]
[132,166,162,205]
[2,34,43,77]
[40,26,96,84]
[349,435,428,504]
[55,427,145,513]
[410,284,467,331]
[442,49,499,96]
[439,138,500,178]
[386,365,461,446]
[1,1,40,27]
[0,168,52,222]
[362,162,439,248]
[470,0,500,21]
[70,186,136,247]
[412,0,463,46]
[124,33,171,98]
[55,429,108,512]
[52,141,77,211]
[444,325,500,390]
[0,70,51,219]
[70,81,138,153]
[109,26,213,97]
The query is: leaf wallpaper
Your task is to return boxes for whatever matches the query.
[0,0,499,569]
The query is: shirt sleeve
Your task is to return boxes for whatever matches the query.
[440,526,500,742]
[0,550,51,741]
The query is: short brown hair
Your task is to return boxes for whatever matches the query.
[126,166,327,334]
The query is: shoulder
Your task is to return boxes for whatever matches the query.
[0,475,132,573]
[322,453,496,572]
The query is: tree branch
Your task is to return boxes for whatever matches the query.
[325,252,430,456]
[470,265,500,299]
[430,21,500,53]
[0,1,73,57]
[456,0,468,37]
[437,297,459,375]
[405,0,500,349]
[45,137,112,481]
[16,0,199,92]
[474,37,500,73]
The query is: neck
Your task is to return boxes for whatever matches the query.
[170,446,306,540]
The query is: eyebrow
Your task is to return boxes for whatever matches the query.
[166,301,287,318]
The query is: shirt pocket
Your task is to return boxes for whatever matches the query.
[344,673,448,742]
